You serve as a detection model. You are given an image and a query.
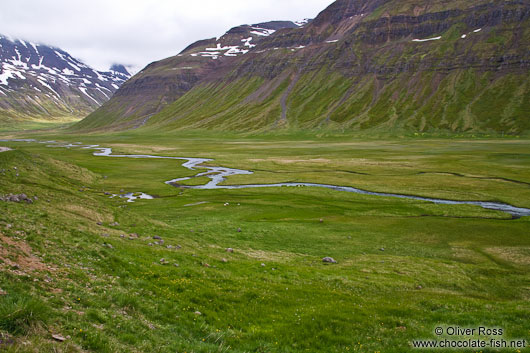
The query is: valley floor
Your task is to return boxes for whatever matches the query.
[0,130,529,352]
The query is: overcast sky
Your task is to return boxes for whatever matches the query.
[1,0,335,72]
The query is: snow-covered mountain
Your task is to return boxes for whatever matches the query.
[184,20,312,60]
[0,34,131,123]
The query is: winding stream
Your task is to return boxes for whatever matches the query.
[2,139,530,218]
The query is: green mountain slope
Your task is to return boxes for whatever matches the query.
[74,0,530,134]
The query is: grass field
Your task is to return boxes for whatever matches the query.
[0,130,529,352]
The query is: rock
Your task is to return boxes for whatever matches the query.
[104,243,113,249]
[148,243,153,246]
[154,241,160,245]
[237,228,242,233]
[110,222,119,227]
[322,257,337,264]
[167,245,173,249]
[120,234,125,238]
[101,233,110,238]
[261,263,266,267]
[416,285,423,290]
[203,263,210,268]
[52,334,66,342]
[380,248,385,252]
[104,192,111,195]
[319,219,324,223]
[226,248,234,253]
[176,245,182,249]
[221,258,228,263]
[160,258,167,264]
[194,311,202,316]
[153,236,162,240]
[174,263,180,267]
[0,288,6,295]
[129,233,139,238]
[97,222,103,226]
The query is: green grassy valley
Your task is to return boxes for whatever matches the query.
[1,0,530,351]
[1,130,529,352]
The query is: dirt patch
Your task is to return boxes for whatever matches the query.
[0,234,47,273]
[484,247,530,266]
[239,248,304,262]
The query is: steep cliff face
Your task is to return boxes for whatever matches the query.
[76,0,530,134]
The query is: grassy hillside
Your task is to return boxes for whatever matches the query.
[142,68,530,134]
[1,134,529,352]
[72,0,530,134]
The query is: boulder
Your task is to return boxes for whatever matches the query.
[322,257,337,264]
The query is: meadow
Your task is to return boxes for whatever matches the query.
[0,129,529,352]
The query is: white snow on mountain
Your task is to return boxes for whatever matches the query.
[250,27,276,37]
[294,19,310,27]
[0,35,130,106]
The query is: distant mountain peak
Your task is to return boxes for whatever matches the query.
[0,34,131,121]
[109,64,130,76]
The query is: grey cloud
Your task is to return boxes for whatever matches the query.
[1,0,334,72]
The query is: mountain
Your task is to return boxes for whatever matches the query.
[0,35,131,124]
[76,0,530,134]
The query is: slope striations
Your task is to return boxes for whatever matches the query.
[76,0,530,134]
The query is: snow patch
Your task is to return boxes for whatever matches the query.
[326,40,339,43]
[412,36,442,42]
[0,70,15,86]
[250,27,276,37]
[473,28,482,33]
[79,87,99,104]
[30,42,39,54]
[294,19,310,27]
[96,87,110,99]
[241,37,256,48]
[37,79,60,98]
